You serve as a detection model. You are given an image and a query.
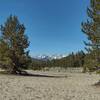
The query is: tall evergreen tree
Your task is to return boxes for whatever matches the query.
[0,15,30,74]
[82,0,100,48]
[81,0,100,71]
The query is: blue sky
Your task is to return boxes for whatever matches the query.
[0,0,89,56]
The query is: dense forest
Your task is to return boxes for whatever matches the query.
[30,51,85,70]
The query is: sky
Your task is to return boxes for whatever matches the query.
[0,0,90,57]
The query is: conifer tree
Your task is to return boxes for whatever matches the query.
[82,0,100,48]
[0,15,30,74]
[81,0,100,71]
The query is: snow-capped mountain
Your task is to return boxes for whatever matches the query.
[33,55,52,61]
[33,54,67,61]
[51,54,67,59]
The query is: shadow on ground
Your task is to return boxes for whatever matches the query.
[17,72,67,78]
[0,71,67,78]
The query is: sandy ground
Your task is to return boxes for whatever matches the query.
[0,69,100,100]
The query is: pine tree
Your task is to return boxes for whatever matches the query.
[0,15,30,74]
[82,0,100,48]
[81,0,100,71]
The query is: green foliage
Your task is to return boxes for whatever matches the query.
[0,15,30,74]
[83,53,96,72]
[30,59,47,70]
[30,51,85,70]
[81,0,100,72]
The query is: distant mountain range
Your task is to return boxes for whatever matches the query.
[32,54,67,61]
